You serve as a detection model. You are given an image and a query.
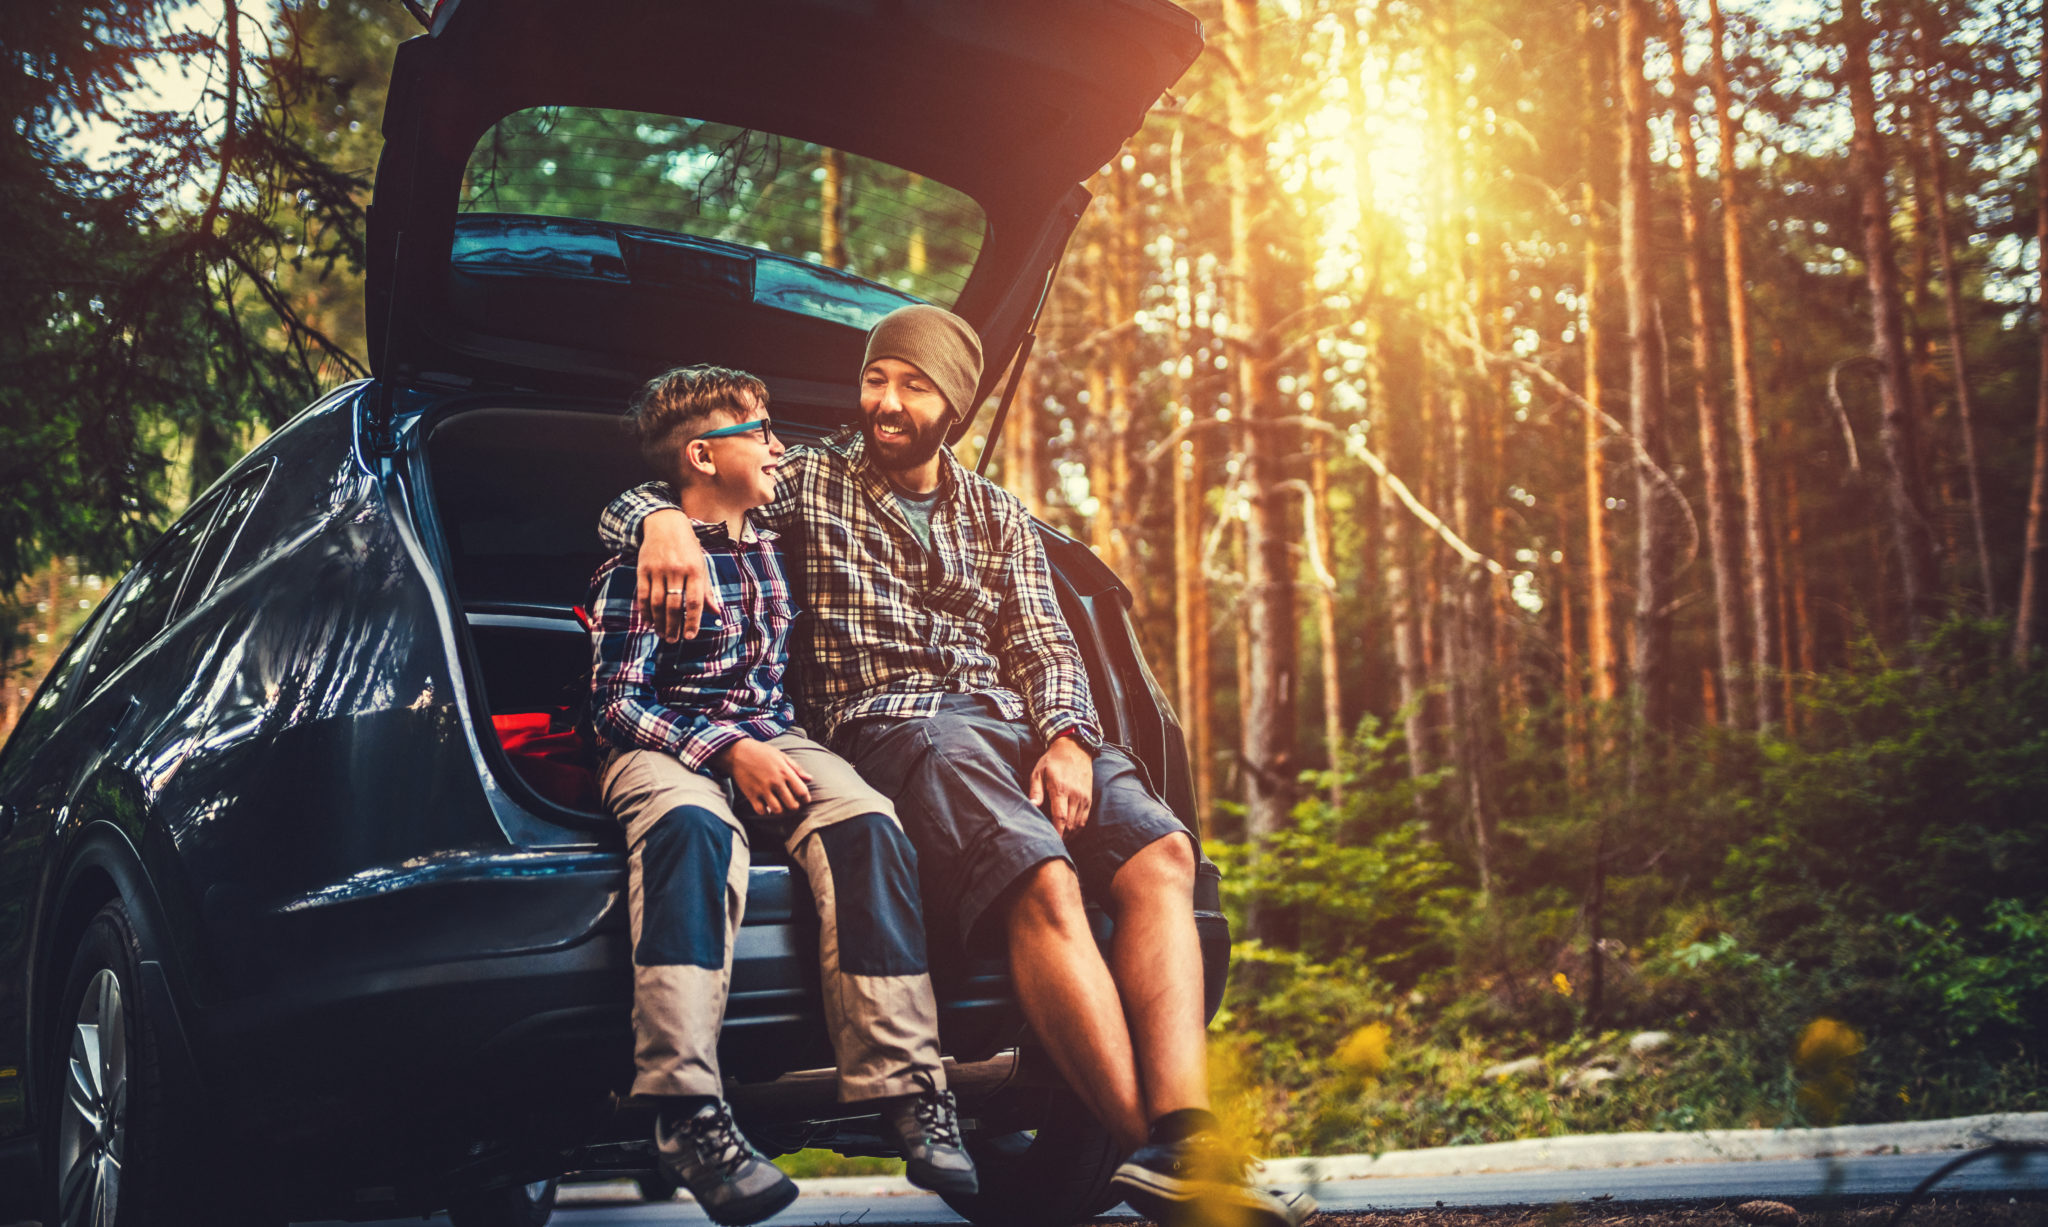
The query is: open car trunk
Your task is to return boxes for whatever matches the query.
[412,397,1224,1043]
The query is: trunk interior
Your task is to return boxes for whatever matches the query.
[421,403,666,820]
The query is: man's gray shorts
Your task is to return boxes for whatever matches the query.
[836,694,1191,946]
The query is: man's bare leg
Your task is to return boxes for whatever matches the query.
[1104,836,1310,1227]
[1006,859,1149,1149]
[1105,834,1209,1121]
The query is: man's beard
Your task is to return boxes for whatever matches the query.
[862,410,950,473]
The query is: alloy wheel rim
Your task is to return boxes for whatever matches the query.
[56,968,126,1227]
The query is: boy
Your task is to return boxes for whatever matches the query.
[588,365,974,1225]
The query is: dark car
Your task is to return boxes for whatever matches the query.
[0,3,1220,1224]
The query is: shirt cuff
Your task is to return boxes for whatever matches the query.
[673,723,750,774]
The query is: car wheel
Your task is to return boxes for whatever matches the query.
[43,899,189,1227]
[635,1171,680,1201]
[446,1177,559,1227]
[938,1092,1127,1227]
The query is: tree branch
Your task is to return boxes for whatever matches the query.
[197,1,240,241]
[1438,321,1702,572]
[1273,415,1505,577]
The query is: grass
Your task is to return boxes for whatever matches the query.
[1211,1025,2048,1159]
[772,1148,906,1179]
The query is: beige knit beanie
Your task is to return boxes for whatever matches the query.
[862,304,983,419]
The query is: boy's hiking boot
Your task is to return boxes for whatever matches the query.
[880,1075,978,1196]
[1112,1129,1318,1227]
[655,1100,799,1226]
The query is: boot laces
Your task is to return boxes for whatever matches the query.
[907,1072,964,1148]
[682,1103,756,1179]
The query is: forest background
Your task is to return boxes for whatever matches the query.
[3,0,2046,1157]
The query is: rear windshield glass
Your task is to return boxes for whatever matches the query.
[459,108,986,320]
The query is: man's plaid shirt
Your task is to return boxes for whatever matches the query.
[598,426,1101,750]
[587,517,797,771]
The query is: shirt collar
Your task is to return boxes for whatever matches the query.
[686,510,776,547]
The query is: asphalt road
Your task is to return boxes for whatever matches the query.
[302,1147,2048,1226]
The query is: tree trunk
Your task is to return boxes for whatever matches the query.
[1099,167,1141,605]
[1775,423,1801,736]
[1663,0,1746,727]
[1376,319,1432,790]
[1433,2,1494,890]
[1559,500,1586,791]
[1844,0,1941,641]
[1618,0,1674,750]
[1780,416,1812,730]
[818,147,847,269]
[1309,346,1345,803]
[1085,346,1115,565]
[1224,0,1299,920]
[2015,5,2048,666]
[1705,0,1780,730]
[906,172,929,278]
[1581,0,1619,717]
[1922,71,1997,615]
[1173,385,1213,823]
[1002,348,1045,520]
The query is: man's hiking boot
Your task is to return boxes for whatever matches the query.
[880,1075,978,1196]
[655,1100,799,1226]
[1112,1129,1317,1227]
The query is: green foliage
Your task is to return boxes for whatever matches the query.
[771,1149,902,1179]
[463,108,984,306]
[1211,712,1467,978]
[1209,618,2048,1153]
[3,0,375,590]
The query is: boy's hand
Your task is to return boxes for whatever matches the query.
[636,508,721,642]
[1028,734,1094,837]
[718,739,814,815]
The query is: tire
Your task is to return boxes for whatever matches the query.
[447,1178,559,1227]
[938,1093,1128,1227]
[41,899,191,1227]
[635,1171,680,1201]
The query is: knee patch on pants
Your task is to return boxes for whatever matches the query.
[816,812,928,976]
[636,804,733,968]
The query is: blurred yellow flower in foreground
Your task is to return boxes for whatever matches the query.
[1335,1022,1392,1079]
[1792,1017,1866,1124]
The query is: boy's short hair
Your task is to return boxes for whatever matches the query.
[626,365,769,480]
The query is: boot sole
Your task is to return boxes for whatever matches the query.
[695,1174,801,1226]
[1111,1165,1315,1227]
[905,1162,980,1198]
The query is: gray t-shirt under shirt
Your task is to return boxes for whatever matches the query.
[894,486,938,549]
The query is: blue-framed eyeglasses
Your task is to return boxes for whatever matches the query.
[692,417,778,445]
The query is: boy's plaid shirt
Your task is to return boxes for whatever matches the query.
[599,426,1101,750]
[587,517,797,771]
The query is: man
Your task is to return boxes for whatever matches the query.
[601,306,1310,1227]
[591,364,974,1223]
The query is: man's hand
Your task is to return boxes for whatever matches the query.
[717,739,814,815]
[1028,734,1094,837]
[635,508,720,641]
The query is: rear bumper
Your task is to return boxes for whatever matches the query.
[174,849,1230,1211]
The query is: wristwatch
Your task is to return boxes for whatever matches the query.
[1055,725,1103,755]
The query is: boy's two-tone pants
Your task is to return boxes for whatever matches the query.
[600,733,946,1102]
